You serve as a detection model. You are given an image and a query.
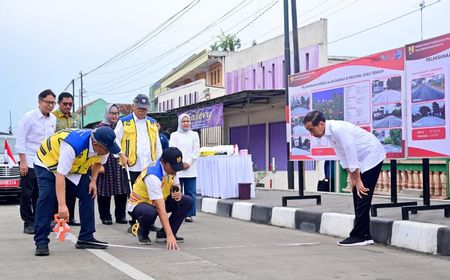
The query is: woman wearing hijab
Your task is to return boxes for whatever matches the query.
[169,114,200,222]
[96,104,129,225]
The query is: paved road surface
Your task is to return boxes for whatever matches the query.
[1,202,449,280]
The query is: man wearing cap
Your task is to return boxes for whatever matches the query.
[127,147,193,250]
[114,94,162,231]
[33,127,126,256]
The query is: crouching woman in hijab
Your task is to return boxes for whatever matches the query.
[96,104,129,225]
[169,114,200,222]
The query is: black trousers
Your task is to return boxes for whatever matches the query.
[349,161,383,240]
[129,195,193,237]
[97,194,128,221]
[19,168,39,227]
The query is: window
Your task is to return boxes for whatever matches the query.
[171,99,174,109]
[262,66,266,89]
[194,91,198,103]
[189,93,192,104]
[184,95,187,106]
[158,103,161,112]
[252,69,256,89]
[179,96,183,107]
[305,53,310,71]
[162,101,166,111]
[272,63,276,88]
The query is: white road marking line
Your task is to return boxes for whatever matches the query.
[188,242,319,250]
[65,233,156,280]
[88,249,156,280]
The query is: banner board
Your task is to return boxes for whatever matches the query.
[182,103,223,130]
[288,48,406,160]
[405,33,450,158]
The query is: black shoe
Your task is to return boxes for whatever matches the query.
[116,219,128,224]
[338,236,374,247]
[23,225,35,235]
[137,229,152,245]
[155,230,184,243]
[68,219,81,226]
[35,245,49,256]
[149,223,161,232]
[75,238,108,249]
[102,219,113,225]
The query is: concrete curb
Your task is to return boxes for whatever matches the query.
[198,197,450,256]
[295,210,322,233]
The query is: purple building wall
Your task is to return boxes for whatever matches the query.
[229,124,266,171]
[225,45,319,94]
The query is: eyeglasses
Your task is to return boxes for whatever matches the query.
[40,99,56,106]
[62,102,73,107]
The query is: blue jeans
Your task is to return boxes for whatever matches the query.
[180,177,196,217]
[34,165,96,247]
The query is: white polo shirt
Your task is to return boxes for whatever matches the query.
[323,120,386,173]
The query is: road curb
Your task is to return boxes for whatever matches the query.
[198,197,450,256]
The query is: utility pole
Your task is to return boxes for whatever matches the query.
[420,0,425,40]
[8,110,12,135]
[79,72,84,128]
[283,0,295,190]
[71,79,75,113]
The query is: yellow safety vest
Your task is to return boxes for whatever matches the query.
[128,161,174,206]
[36,129,102,174]
[120,114,158,167]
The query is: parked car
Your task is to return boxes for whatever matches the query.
[0,135,20,198]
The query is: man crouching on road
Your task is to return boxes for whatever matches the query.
[33,127,125,256]
[127,147,193,250]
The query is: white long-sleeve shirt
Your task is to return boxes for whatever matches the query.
[323,120,386,174]
[169,130,200,178]
[16,108,56,168]
[114,113,162,172]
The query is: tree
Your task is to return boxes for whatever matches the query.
[432,102,440,116]
[210,31,241,52]
[419,106,431,116]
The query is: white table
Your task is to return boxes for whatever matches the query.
[196,155,255,199]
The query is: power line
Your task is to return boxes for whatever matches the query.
[328,0,441,44]
[87,0,251,92]
[83,0,200,76]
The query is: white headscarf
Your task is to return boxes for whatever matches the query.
[177,113,191,133]
[102,103,119,126]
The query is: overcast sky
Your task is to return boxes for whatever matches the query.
[1,0,449,133]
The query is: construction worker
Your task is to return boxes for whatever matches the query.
[33,127,126,256]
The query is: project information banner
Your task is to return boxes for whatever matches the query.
[288,48,406,160]
[406,33,450,158]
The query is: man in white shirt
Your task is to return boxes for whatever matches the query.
[16,89,57,234]
[33,127,123,256]
[303,110,386,247]
[115,94,162,232]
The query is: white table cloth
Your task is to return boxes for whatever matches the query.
[196,155,255,199]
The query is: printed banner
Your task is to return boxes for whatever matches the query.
[288,48,406,160]
[182,103,223,130]
[406,33,450,158]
